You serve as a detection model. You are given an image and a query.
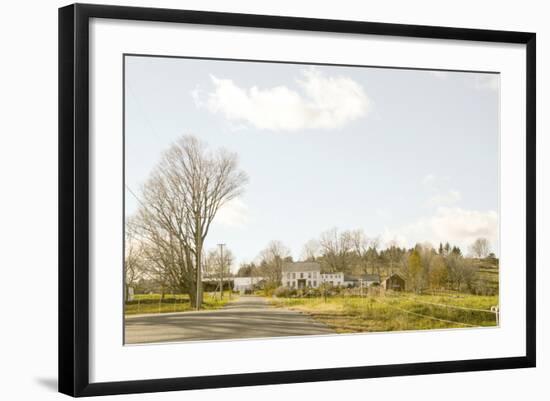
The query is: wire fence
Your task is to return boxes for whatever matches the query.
[126,295,187,314]
[372,292,500,327]
[372,297,479,327]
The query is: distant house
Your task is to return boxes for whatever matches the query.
[382,273,405,291]
[282,262,350,288]
[233,277,265,293]
[282,262,321,289]
[321,271,344,287]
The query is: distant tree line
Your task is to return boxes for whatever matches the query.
[236,228,497,295]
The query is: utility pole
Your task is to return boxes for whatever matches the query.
[218,243,226,300]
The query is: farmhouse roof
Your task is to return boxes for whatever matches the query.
[282,261,321,273]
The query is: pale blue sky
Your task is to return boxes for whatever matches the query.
[125,55,499,269]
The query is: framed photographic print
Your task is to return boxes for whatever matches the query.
[58,3,536,397]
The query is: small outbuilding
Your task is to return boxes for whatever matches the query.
[382,273,406,291]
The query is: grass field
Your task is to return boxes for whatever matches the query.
[269,292,499,333]
[125,292,237,315]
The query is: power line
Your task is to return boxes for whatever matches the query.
[125,184,147,209]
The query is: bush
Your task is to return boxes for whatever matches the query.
[328,285,343,295]
[303,287,322,297]
[273,286,298,298]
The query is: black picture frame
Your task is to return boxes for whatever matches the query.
[59,3,536,397]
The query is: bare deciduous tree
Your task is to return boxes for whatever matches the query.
[446,252,466,291]
[469,238,491,258]
[385,239,401,275]
[124,229,145,301]
[204,247,234,278]
[301,239,320,261]
[204,246,234,298]
[258,240,291,286]
[129,136,248,308]
[319,228,353,272]
[350,229,369,273]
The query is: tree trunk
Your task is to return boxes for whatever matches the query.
[188,282,197,308]
[195,251,203,307]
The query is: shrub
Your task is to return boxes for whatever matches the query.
[304,288,321,297]
[273,286,297,298]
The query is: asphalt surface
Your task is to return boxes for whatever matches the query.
[125,295,334,344]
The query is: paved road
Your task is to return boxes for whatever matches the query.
[125,296,334,344]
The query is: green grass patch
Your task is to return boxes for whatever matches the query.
[125,292,238,315]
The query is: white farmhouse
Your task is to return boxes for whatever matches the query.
[282,262,348,288]
[282,262,322,288]
[320,272,344,286]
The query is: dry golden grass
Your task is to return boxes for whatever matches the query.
[269,293,498,333]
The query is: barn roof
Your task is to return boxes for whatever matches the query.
[383,273,405,281]
[282,261,321,273]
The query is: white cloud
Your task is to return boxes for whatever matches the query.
[421,174,460,206]
[427,189,461,207]
[389,174,498,251]
[431,207,498,244]
[382,207,498,253]
[214,198,249,228]
[193,68,370,131]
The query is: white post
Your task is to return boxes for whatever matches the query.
[491,306,500,325]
